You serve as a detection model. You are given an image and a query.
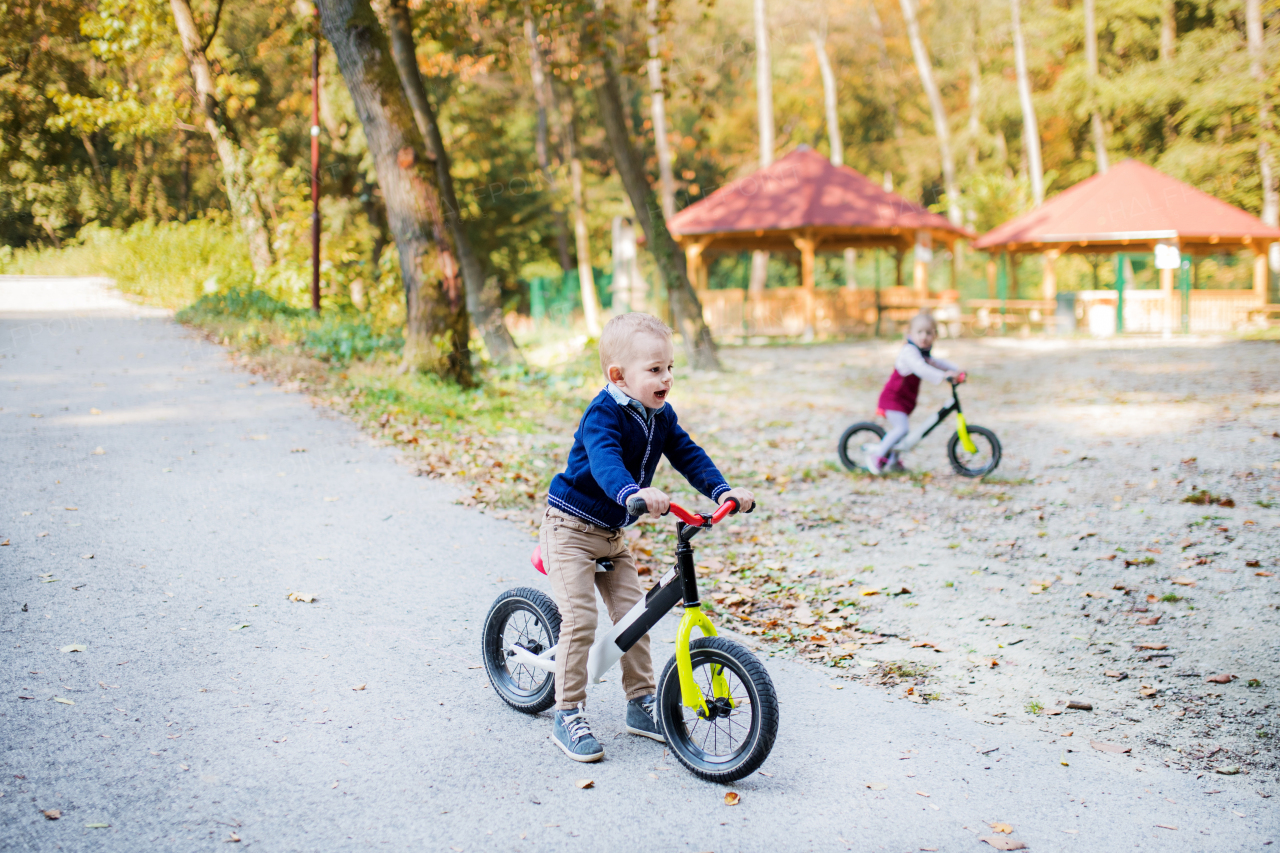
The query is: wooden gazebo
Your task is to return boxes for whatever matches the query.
[670,147,974,334]
[974,159,1280,333]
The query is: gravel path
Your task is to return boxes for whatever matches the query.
[1,279,1275,851]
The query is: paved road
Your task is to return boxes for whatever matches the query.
[1,278,1274,852]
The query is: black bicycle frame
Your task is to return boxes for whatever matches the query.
[612,521,707,653]
[916,383,963,443]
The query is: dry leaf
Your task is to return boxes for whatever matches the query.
[1170,577,1197,586]
[0,540,7,546]
[228,623,249,631]
[1066,701,1093,711]
[978,837,1027,850]
[989,822,1014,834]
[92,447,105,455]
[576,779,595,790]
[866,782,888,791]
[226,833,241,842]
[1137,615,1161,625]
[1257,571,1274,577]
[1214,766,1241,775]
[1104,671,1127,679]
[858,588,880,597]
[1205,674,1236,684]
[52,697,74,705]
[723,791,739,805]
[1135,643,1168,651]
[43,809,61,820]
[1139,686,1159,698]
[84,823,110,828]
[1154,824,1178,830]
[352,683,367,691]
[1090,740,1131,754]
[287,592,315,603]
[80,553,93,559]
[60,644,87,653]
[324,497,339,502]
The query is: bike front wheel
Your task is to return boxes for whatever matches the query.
[836,422,886,472]
[947,424,1002,478]
[656,636,779,783]
[482,587,560,714]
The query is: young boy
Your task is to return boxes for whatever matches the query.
[541,312,754,763]
[865,311,964,475]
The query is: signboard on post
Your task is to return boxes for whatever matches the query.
[1154,238,1181,270]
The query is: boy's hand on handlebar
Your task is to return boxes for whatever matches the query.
[719,487,755,514]
[632,487,670,519]
[946,370,966,384]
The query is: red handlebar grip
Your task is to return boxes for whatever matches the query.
[709,498,739,523]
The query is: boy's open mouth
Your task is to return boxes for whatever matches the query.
[654,389,668,400]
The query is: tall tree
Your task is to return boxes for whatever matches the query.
[561,95,603,336]
[1246,0,1277,228]
[317,0,472,384]
[523,12,573,271]
[1010,0,1044,206]
[1083,0,1109,173]
[748,0,774,299]
[1159,0,1176,62]
[867,0,904,142]
[587,10,719,369]
[384,0,522,366]
[898,0,960,224]
[646,0,676,221]
[168,0,274,271]
[811,20,856,288]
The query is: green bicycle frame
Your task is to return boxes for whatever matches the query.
[672,525,733,717]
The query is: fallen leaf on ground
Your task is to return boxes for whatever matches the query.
[1214,766,1241,775]
[1206,674,1236,684]
[858,588,880,597]
[1104,671,1127,679]
[0,539,7,546]
[79,554,93,559]
[575,779,594,790]
[1137,616,1161,625]
[229,624,249,631]
[89,408,101,415]
[1246,560,1260,568]
[226,833,241,842]
[1090,740,1131,754]
[43,809,60,820]
[60,644,86,653]
[324,497,339,502]
[92,447,105,455]
[866,782,888,791]
[1135,643,1168,651]
[989,822,1013,834]
[1170,577,1196,586]
[1257,571,1274,577]
[287,592,315,603]
[1139,686,1159,698]
[84,823,110,828]
[910,641,935,649]
[916,791,930,797]
[351,684,367,691]
[51,697,74,705]
[723,791,740,805]
[978,836,1027,850]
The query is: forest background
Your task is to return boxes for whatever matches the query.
[2,0,1277,376]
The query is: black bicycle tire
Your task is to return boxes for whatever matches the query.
[837,422,886,472]
[656,636,779,783]
[482,587,561,714]
[947,424,1002,478]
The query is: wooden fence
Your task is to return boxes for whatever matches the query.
[1076,289,1261,334]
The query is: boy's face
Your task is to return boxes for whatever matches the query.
[908,320,937,350]
[608,333,674,409]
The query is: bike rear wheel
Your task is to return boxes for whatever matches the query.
[482,587,560,714]
[947,424,1002,478]
[656,637,779,783]
[836,422,886,472]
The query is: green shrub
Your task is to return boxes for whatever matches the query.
[301,318,402,363]
[177,286,305,323]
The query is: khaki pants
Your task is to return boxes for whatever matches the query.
[540,506,654,710]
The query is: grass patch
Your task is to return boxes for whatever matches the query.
[1160,593,1182,603]
[1026,699,1044,715]
[1182,489,1236,508]
[982,475,1033,486]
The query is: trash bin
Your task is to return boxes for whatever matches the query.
[1055,292,1077,335]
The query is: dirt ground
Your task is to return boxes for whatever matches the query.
[646,335,1280,794]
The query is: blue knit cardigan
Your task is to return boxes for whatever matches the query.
[547,388,731,530]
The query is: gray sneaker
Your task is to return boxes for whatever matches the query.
[625,694,665,742]
[553,709,604,762]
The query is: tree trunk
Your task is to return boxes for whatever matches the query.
[749,0,774,299]
[899,0,960,224]
[868,0,903,141]
[1246,0,1278,227]
[1159,0,1176,62]
[1010,0,1045,206]
[966,7,982,171]
[523,13,573,271]
[811,26,842,167]
[561,99,602,336]
[385,0,522,366]
[317,0,472,384]
[168,0,274,272]
[647,0,676,221]
[1083,0,1109,173]
[591,46,720,370]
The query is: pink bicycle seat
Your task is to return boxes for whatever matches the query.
[531,545,546,575]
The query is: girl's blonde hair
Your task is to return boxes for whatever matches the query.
[908,311,937,334]
[599,312,673,373]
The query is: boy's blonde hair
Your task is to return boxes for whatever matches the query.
[599,312,673,374]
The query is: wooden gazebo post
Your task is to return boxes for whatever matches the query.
[794,231,817,336]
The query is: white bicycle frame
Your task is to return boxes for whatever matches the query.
[891,408,944,455]
[505,565,681,684]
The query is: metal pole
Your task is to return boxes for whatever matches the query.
[1114,252,1126,333]
[310,5,321,315]
[1180,256,1191,333]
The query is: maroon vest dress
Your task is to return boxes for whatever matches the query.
[876,344,929,416]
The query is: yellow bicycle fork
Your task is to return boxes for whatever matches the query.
[955,412,978,454]
[674,605,734,717]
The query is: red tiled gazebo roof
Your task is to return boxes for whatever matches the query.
[669,147,973,253]
[974,159,1280,255]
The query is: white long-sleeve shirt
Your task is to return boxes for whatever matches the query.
[893,342,958,384]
